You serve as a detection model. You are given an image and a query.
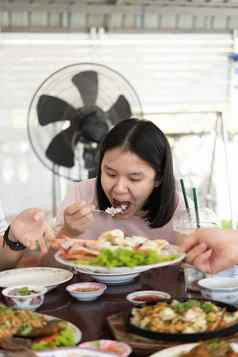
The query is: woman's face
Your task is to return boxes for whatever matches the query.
[101,148,158,218]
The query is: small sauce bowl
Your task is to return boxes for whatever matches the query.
[2,284,47,310]
[66,282,107,301]
[198,277,238,305]
[126,290,171,305]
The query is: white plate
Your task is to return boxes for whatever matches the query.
[55,251,185,274]
[149,342,238,356]
[37,347,117,356]
[60,319,82,345]
[75,267,140,284]
[0,267,73,291]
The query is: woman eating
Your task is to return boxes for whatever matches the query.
[55,118,181,242]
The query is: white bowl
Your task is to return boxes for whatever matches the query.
[127,290,171,305]
[198,277,238,305]
[66,282,107,301]
[2,284,47,310]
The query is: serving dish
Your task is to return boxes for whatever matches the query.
[55,251,184,275]
[149,341,238,356]
[2,284,47,310]
[36,348,117,357]
[198,276,238,305]
[79,339,132,357]
[0,303,81,350]
[66,282,107,301]
[0,267,73,291]
[66,265,140,284]
[127,298,238,342]
[55,229,184,284]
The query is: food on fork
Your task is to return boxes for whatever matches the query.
[105,204,128,216]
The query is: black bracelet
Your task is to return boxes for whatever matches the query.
[3,225,26,251]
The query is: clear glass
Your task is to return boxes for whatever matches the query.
[174,207,219,244]
[173,208,218,293]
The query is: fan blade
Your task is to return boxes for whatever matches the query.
[107,95,132,125]
[72,71,98,106]
[46,127,75,168]
[80,115,109,143]
[37,95,76,126]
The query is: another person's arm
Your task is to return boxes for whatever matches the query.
[0,202,23,269]
[181,228,238,274]
[0,232,25,270]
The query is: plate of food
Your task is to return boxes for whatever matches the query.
[55,229,184,277]
[80,339,132,357]
[0,303,81,351]
[127,298,238,342]
[0,267,73,291]
[149,340,238,356]
[37,347,117,356]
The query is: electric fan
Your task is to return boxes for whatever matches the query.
[27,63,143,181]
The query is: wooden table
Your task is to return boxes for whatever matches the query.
[1,252,187,356]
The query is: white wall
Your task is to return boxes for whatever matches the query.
[0,32,234,220]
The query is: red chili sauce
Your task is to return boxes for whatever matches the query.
[132,295,164,303]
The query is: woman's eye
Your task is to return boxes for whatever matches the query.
[130,177,142,182]
[107,172,116,178]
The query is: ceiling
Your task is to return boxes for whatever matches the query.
[1,0,238,10]
[0,0,238,32]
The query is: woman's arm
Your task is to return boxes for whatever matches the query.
[0,208,53,270]
[0,231,25,270]
[55,181,96,238]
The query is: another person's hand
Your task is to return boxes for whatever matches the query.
[181,228,238,274]
[9,208,53,254]
[63,201,95,237]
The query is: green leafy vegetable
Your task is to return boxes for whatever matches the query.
[17,287,37,296]
[75,248,179,268]
[32,326,76,350]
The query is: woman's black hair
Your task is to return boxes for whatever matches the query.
[96,118,176,228]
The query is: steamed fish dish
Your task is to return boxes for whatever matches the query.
[57,229,182,268]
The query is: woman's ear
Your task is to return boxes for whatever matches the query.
[154,180,160,188]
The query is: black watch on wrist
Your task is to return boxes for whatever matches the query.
[3,226,26,251]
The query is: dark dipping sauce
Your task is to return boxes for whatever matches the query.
[132,295,164,303]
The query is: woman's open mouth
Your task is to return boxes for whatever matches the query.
[112,199,131,215]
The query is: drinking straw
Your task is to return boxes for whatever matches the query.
[179,179,190,216]
[192,187,200,228]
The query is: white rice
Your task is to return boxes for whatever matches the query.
[105,206,124,216]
